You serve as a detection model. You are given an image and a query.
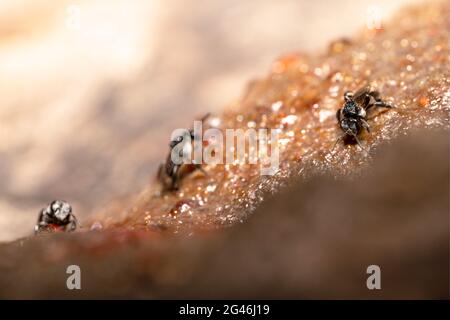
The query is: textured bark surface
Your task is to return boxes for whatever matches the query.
[0,1,448,298]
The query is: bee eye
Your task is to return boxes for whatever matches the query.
[51,202,60,212]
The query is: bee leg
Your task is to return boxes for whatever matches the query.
[333,111,345,152]
[366,100,393,112]
[361,119,371,133]
[66,215,77,232]
[336,108,342,122]
[368,90,381,100]
[353,135,368,153]
[156,163,165,181]
[194,164,208,175]
[157,163,170,192]
[35,221,47,234]
[170,176,179,191]
[34,209,48,234]
[374,100,394,108]
[344,91,353,102]
[200,112,211,122]
[332,135,344,152]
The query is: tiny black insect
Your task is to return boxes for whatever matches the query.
[335,86,393,150]
[35,200,77,234]
[157,114,209,191]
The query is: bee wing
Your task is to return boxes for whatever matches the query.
[352,86,371,104]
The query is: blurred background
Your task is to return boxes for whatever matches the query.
[0,0,416,241]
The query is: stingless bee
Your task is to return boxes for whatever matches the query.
[157,113,210,191]
[335,86,393,150]
[35,200,77,234]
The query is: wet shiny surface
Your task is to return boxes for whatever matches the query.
[92,1,449,235]
[0,1,448,299]
[2,0,418,242]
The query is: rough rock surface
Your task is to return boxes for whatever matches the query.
[0,1,448,298]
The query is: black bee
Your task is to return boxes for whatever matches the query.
[157,114,209,191]
[34,200,77,234]
[335,86,393,149]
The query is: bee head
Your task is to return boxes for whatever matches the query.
[51,200,72,221]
